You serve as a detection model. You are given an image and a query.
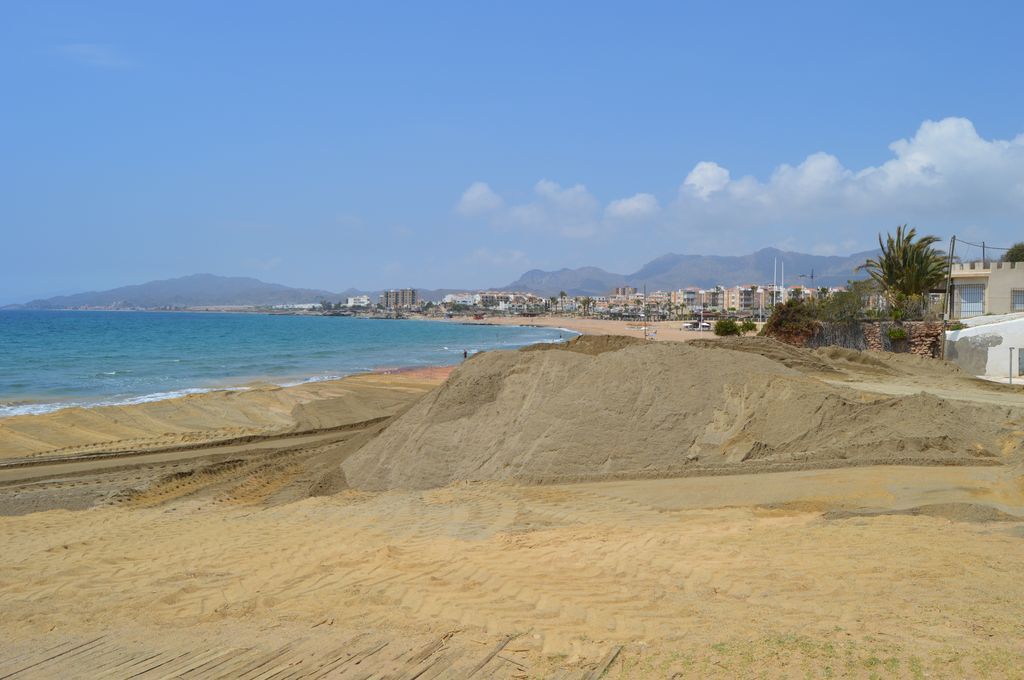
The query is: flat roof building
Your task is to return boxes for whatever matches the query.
[380,289,418,309]
[949,261,1024,318]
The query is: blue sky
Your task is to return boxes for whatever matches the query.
[3,1,1024,303]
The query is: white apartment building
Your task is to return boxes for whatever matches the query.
[442,293,477,305]
[345,295,371,307]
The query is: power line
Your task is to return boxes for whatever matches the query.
[955,239,1010,251]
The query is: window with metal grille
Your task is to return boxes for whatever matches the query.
[1012,289,1024,312]
[956,283,985,317]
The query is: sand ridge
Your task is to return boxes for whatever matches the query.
[343,337,1022,490]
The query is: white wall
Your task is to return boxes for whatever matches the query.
[945,316,1024,378]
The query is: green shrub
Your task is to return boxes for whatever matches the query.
[713,319,741,336]
[948,322,966,331]
[887,326,907,341]
[739,320,757,335]
[761,299,819,345]
[816,289,865,322]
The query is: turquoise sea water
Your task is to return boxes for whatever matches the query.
[0,310,573,417]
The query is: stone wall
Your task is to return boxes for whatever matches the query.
[771,320,944,358]
[861,321,943,357]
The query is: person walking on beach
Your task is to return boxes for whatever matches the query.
[463,349,468,360]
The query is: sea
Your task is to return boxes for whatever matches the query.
[0,310,574,417]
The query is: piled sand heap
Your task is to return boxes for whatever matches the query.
[343,337,1021,490]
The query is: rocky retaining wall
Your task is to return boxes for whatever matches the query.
[772,321,944,358]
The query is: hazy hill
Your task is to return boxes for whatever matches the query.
[21,274,347,309]
[502,247,874,296]
[15,247,876,308]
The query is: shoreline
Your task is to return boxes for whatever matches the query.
[0,364,458,420]
[1,315,570,419]
[446,314,717,342]
[0,365,455,461]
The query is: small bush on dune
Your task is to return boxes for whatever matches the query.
[739,320,757,335]
[760,299,820,345]
[714,319,741,336]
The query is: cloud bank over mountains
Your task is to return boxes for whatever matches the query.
[456,117,1024,255]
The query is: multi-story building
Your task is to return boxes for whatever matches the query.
[671,288,702,309]
[739,285,762,311]
[442,293,477,306]
[380,288,418,309]
[647,290,671,305]
[719,284,764,313]
[612,286,638,297]
[345,295,371,307]
[703,286,725,311]
[949,260,1024,318]
[476,291,513,307]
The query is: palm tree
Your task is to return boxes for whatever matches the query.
[856,225,947,314]
[580,296,594,316]
[558,291,567,313]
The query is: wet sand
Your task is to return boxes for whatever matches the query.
[0,367,452,461]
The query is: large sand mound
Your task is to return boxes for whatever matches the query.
[343,338,1021,490]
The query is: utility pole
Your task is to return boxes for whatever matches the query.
[642,284,647,340]
[799,269,815,301]
[941,235,957,360]
[773,258,778,307]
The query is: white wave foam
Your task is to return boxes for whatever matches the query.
[278,375,344,387]
[0,386,248,418]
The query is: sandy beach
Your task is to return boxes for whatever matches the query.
[2,337,1024,677]
[0,367,451,462]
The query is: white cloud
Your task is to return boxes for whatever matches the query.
[606,193,659,220]
[456,181,503,216]
[455,118,1024,256]
[458,179,601,238]
[58,43,131,68]
[683,161,731,200]
[676,118,1024,225]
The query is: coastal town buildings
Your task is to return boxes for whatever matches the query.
[430,281,855,320]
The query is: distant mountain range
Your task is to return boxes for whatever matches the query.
[10,248,874,309]
[15,274,361,309]
[502,247,874,296]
